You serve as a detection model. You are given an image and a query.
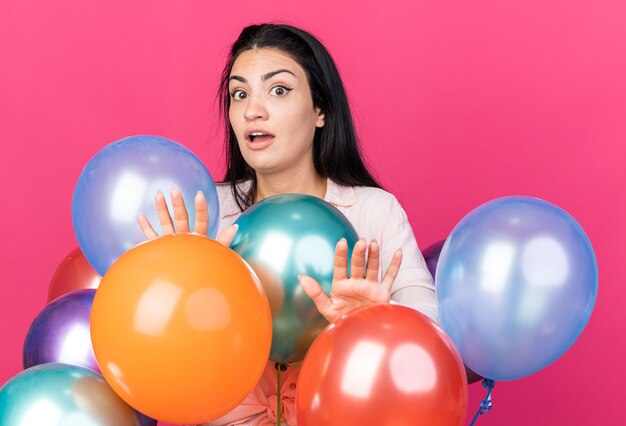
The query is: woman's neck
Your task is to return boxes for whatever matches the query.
[255,169,327,202]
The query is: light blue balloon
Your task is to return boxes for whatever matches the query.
[0,363,140,425]
[231,194,359,363]
[436,196,597,381]
[72,135,219,275]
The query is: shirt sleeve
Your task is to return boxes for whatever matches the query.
[379,197,440,323]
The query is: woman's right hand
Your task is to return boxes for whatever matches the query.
[137,187,237,247]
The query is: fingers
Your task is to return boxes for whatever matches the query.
[299,275,330,316]
[138,214,159,240]
[381,249,403,291]
[147,188,212,238]
[194,191,209,236]
[156,190,175,235]
[217,224,238,247]
[171,187,190,233]
[333,238,349,281]
[365,240,380,281]
[350,239,367,279]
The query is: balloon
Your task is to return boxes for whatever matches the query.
[436,196,598,381]
[421,239,445,280]
[24,289,100,373]
[72,135,219,275]
[48,247,101,302]
[296,304,468,426]
[0,363,139,425]
[231,194,359,363]
[422,240,483,385]
[91,234,272,425]
[135,411,157,426]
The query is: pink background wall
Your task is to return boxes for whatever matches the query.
[2,1,624,424]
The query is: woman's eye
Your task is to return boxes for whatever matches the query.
[270,85,292,96]
[230,90,247,101]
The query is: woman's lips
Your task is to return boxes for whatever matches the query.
[246,135,275,150]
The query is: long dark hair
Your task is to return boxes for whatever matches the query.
[219,23,381,211]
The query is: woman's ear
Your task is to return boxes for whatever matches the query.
[315,108,325,128]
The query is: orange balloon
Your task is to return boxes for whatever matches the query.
[48,248,101,302]
[90,234,272,424]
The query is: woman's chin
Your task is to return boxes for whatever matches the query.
[245,158,280,175]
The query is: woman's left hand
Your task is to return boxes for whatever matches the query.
[298,238,402,323]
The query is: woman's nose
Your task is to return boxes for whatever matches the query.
[243,94,269,121]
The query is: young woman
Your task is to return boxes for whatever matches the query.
[139,23,437,426]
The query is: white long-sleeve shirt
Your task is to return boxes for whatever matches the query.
[207,178,438,426]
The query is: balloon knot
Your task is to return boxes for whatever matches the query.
[469,379,495,425]
[479,379,495,415]
[274,362,288,371]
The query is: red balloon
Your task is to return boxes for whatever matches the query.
[296,304,468,426]
[48,248,101,302]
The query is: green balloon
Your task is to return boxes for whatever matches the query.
[231,194,358,363]
[0,363,140,425]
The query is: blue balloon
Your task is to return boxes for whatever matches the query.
[0,363,140,425]
[231,194,359,363]
[436,196,597,381]
[72,135,219,275]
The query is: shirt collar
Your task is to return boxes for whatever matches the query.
[220,178,358,218]
[324,178,358,207]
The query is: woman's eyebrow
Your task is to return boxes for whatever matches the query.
[228,69,296,84]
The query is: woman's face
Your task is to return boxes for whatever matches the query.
[228,48,325,175]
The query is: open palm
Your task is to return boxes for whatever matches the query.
[299,238,403,323]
